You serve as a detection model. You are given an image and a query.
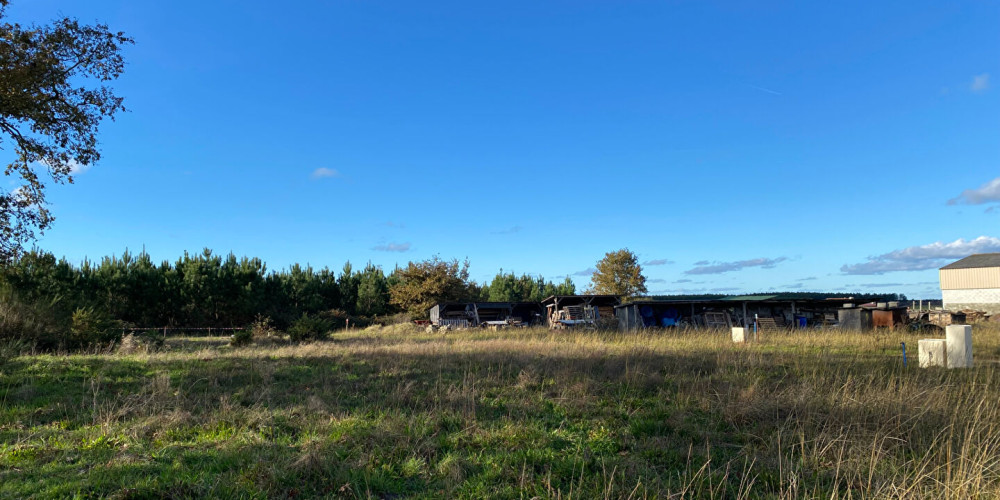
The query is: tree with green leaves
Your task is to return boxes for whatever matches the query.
[356,262,389,316]
[389,257,474,318]
[588,248,647,297]
[0,1,132,260]
[337,261,360,315]
[480,270,576,302]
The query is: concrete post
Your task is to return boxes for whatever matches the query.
[731,327,746,343]
[918,339,947,368]
[946,325,973,369]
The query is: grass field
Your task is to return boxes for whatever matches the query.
[2,324,1000,499]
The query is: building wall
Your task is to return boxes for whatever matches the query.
[940,267,1000,290]
[942,288,1000,314]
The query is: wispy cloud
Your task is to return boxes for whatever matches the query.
[972,73,990,92]
[748,84,782,96]
[949,177,1000,209]
[840,236,1000,275]
[797,277,817,281]
[648,278,667,284]
[642,258,674,266]
[693,260,709,266]
[674,279,694,283]
[33,159,90,176]
[685,257,788,275]
[385,221,406,229]
[573,268,596,277]
[492,226,523,235]
[783,283,805,290]
[857,282,903,287]
[310,167,341,180]
[711,287,741,292]
[372,242,411,252]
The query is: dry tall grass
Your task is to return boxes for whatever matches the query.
[2,324,999,498]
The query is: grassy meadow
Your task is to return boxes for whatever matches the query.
[2,324,1000,499]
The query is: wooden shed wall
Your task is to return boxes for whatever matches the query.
[939,267,1000,290]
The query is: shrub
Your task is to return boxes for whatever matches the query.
[250,314,277,338]
[0,338,32,364]
[232,315,280,347]
[117,331,164,354]
[230,328,253,347]
[68,307,121,350]
[287,313,331,342]
[0,287,65,350]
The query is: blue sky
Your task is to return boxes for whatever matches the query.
[4,1,999,299]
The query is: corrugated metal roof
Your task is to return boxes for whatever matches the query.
[540,295,620,305]
[646,293,865,302]
[616,293,873,308]
[720,295,778,301]
[941,253,1000,270]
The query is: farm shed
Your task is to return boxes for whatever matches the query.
[871,307,908,330]
[940,254,1000,315]
[616,294,866,331]
[837,307,872,330]
[428,302,543,327]
[541,295,620,328]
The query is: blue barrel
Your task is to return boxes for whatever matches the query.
[796,316,807,328]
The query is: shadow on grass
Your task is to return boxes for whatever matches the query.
[0,336,984,499]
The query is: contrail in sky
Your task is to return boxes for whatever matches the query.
[748,84,782,96]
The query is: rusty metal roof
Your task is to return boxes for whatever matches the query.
[941,253,1000,270]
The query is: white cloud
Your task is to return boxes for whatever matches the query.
[372,242,410,252]
[68,160,90,175]
[310,168,341,180]
[685,257,788,275]
[971,73,990,92]
[9,186,28,202]
[841,236,1000,275]
[32,159,90,176]
[949,177,1000,207]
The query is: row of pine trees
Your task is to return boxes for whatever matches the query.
[0,249,575,329]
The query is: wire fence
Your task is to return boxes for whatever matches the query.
[123,327,244,338]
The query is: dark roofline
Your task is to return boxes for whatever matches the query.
[540,294,619,302]
[615,293,889,309]
[940,253,1000,270]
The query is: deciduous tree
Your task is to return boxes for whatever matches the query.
[589,248,647,297]
[0,1,132,259]
[389,257,474,317]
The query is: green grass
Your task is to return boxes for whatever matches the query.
[2,324,1000,499]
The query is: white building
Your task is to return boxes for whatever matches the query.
[939,253,1000,314]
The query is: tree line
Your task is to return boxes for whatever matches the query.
[0,249,576,331]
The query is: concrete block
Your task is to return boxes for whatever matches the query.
[731,327,746,343]
[918,339,947,368]
[946,325,973,369]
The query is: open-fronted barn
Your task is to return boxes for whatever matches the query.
[428,302,544,328]
[940,254,1000,314]
[615,294,858,331]
[541,295,620,328]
